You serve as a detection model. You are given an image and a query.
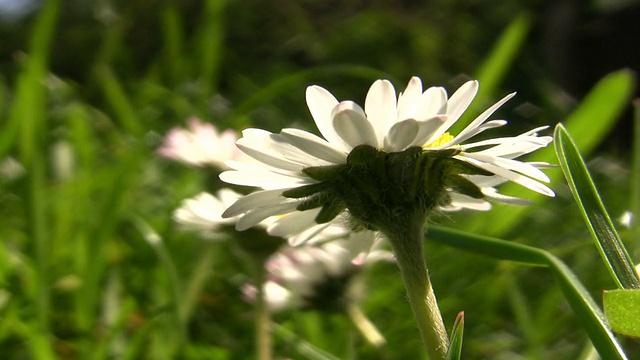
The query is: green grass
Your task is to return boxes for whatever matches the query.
[0,1,638,359]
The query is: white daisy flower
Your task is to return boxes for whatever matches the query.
[221,77,555,239]
[172,188,242,240]
[243,230,392,312]
[157,117,243,168]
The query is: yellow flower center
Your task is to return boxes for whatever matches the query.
[423,132,454,149]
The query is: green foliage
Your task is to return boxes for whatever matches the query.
[554,124,640,289]
[604,289,640,338]
[445,312,465,360]
[0,1,638,359]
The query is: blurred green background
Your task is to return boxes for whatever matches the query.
[0,0,639,358]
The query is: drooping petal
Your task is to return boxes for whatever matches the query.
[384,119,419,152]
[459,155,555,197]
[332,101,378,149]
[280,128,347,164]
[222,189,290,218]
[236,202,302,231]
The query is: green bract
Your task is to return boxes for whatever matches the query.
[285,145,487,231]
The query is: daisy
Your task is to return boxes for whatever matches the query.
[243,230,392,312]
[172,188,242,240]
[220,77,554,237]
[157,117,243,168]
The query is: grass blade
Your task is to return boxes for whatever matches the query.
[445,312,465,360]
[554,123,640,289]
[427,225,628,360]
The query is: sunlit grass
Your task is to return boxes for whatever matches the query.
[0,1,638,359]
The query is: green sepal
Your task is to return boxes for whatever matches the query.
[347,144,383,166]
[282,182,329,199]
[448,175,484,199]
[303,164,344,181]
[425,148,461,158]
[296,195,325,211]
[447,157,493,176]
[314,201,346,224]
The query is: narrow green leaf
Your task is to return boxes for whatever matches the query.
[631,101,640,251]
[465,69,636,237]
[604,289,640,337]
[94,65,143,135]
[445,311,465,360]
[427,226,628,360]
[554,123,640,289]
[451,12,532,135]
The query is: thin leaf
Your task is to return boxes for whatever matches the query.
[604,289,640,337]
[427,225,628,360]
[451,12,532,135]
[554,123,640,289]
[445,311,465,360]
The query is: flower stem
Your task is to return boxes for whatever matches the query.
[255,268,272,360]
[346,303,386,347]
[383,220,449,359]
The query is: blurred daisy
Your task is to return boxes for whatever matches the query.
[243,230,392,312]
[221,77,554,237]
[173,188,242,240]
[157,117,243,168]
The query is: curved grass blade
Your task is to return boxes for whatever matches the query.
[554,123,640,289]
[427,225,628,360]
[445,311,465,360]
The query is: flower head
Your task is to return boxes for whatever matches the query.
[158,117,243,168]
[173,188,242,240]
[243,230,392,312]
[221,77,554,239]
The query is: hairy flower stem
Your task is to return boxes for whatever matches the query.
[382,219,449,359]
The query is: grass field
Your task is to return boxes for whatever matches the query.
[0,1,638,359]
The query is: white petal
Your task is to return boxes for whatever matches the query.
[222,189,289,218]
[280,128,347,164]
[464,152,550,183]
[443,92,515,148]
[219,169,308,189]
[306,85,345,150]
[267,208,323,238]
[482,188,533,205]
[447,192,492,211]
[268,133,333,167]
[414,86,448,120]
[236,202,300,231]
[384,119,419,152]
[332,101,378,149]
[237,129,305,171]
[365,79,397,143]
[459,156,555,197]
[410,115,448,147]
[441,80,479,132]
[397,77,423,120]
